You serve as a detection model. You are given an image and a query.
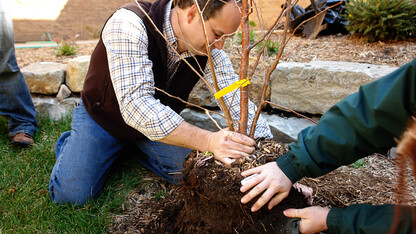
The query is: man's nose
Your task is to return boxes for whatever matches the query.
[212,40,224,50]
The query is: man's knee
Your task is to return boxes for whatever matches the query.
[49,180,98,206]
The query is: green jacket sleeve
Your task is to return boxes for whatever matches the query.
[276,58,416,233]
[327,204,415,234]
[277,58,416,183]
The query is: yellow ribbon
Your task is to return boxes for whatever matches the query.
[214,78,250,99]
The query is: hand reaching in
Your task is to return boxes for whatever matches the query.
[284,206,330,234]
[240,161,293,212]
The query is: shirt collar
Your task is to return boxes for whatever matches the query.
[164,0,195,59]
[163,0,177,50]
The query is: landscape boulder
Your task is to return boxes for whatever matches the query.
[32,96,79,121]
[65,55,91,92]
[21,62,66,95]
[56,84,72,101]
[270,61,398,114]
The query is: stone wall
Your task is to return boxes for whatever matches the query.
[25,57,398,141]
[22,55,399,121]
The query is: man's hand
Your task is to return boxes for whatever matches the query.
[240,162,293,212]
[159,122,254,167]
[207,129,256,166]
[283,206,329,234]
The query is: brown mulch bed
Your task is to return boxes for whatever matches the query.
[275,33,416,67]
[299,154,400,208]
[15,41,97,68]
[14,34,416,233]
[15,34,416,68]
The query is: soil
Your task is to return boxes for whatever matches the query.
[116,139,310,233]
[166,140,307,233]
[14,34,416,233]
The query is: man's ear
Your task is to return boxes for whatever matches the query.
[186,4,197,23]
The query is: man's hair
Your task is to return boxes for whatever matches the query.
[174,0,238,19]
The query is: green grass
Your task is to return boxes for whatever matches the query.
[0,115,148,233]
[54,41,78,56]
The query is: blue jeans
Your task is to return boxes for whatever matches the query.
[0,2,37,137]
[49,101,192,205]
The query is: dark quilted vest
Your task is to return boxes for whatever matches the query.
[81,0,207,141]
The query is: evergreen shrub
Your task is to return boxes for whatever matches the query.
[344,0,416,42]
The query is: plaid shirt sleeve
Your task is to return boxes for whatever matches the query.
[102,9,184,141]
[206,49,273,139]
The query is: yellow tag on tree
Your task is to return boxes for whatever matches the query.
[214,78,250,99]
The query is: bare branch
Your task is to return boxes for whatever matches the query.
[238,0,251,134]
[248,3,290,78]
[249,0,296,137]
[204,110,228,133]
[192,0,235,130]
[154,87,227,119]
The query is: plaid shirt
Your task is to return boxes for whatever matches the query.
[102,1,272,141]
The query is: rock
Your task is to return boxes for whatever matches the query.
[32,96,79,121]
[190,60,398,114]
[269,126,296,143]
[180,108,227,130]
[65,55,91,92]
[181,108,310,142]
[188,81,217,108]
[270,61,398,114]
[56,84,72,101]
[262,113,317,140]
[387,147,397,158]
[21,62,66,95]
[31,95,312,141]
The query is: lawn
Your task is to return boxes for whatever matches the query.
[0,115,147,233]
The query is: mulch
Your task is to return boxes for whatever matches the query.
[15,34,416,69]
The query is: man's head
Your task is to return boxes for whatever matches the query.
[172,0,241,55]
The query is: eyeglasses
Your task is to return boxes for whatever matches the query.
[207,18,236,47]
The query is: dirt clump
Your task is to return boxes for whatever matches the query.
[142,139,309,233]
